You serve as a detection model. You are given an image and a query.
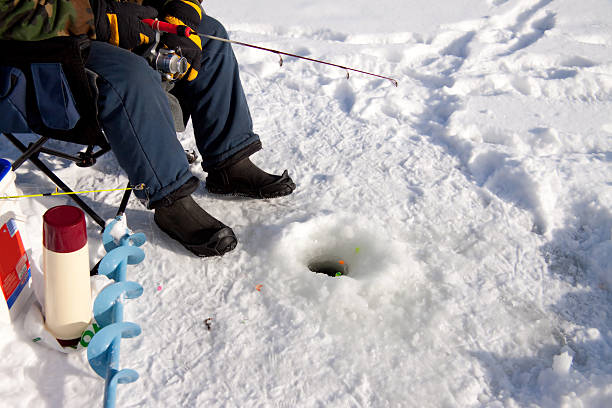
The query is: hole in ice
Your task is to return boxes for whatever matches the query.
[308,256,349,277]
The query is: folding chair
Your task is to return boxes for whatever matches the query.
[1,36,130,229]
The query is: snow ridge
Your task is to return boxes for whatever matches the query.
[1,0,611,407]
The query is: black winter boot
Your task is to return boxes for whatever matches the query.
[205,157,296,199]
[152,178,237,257]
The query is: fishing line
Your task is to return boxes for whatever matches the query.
[0,184,145,200]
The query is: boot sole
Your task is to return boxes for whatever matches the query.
[205,186,294,199]
[155,219,237,257]
[206,170,296,199]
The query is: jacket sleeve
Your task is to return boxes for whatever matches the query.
[0,0,96,41]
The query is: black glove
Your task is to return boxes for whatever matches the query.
[160,0,203,81]
[95,0,159,51]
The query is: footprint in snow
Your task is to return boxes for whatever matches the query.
[333,81,356,114]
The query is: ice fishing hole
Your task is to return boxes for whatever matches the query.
[308,256,349,277]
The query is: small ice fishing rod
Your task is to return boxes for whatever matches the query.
[142,19,398,86]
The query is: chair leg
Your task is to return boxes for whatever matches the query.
[116,183,132,217]
[9,135,49,170]
[3,133,106,229]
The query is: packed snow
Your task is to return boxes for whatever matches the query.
[1,0,611,406]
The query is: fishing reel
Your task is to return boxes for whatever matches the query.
[142,20,188,81]
[150,48,187,80]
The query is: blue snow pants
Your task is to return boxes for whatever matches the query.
[86,15,260,207]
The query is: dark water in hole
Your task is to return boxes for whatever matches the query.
[308,258,349,277]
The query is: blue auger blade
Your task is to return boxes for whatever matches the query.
[94,281,144,328]
[103,369,140,408]
[127,232,146,247]
[111,368,139,385]
[98,246,146,280]
[88,322,142,379]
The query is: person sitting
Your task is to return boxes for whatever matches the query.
[0,0,296,257]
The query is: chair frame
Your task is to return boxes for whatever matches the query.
[3,132,128,229]
[2,36,192,232]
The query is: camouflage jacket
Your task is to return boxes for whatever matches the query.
[0,0,97,41]
[0,0,201,41]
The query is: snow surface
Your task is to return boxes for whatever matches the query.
[1,0,612,406]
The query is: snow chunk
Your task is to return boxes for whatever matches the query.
[107,215,130,243]
[552,350,573,376]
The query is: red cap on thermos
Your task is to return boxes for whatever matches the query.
[43,206,87,253]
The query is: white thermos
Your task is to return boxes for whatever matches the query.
[43,205,91,346]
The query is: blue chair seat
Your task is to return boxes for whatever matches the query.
[0,36,114,229]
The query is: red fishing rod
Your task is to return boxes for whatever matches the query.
[142,19,398,86]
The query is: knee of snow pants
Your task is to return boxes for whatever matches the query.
[170,15,262,171]
[85,41,194,207]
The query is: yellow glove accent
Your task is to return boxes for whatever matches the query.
[164,15,181,25]
[180,0,203,20]
[188,32,201,48]
[107,14,119,47]
[139,33,150,45]
[186,67,199,81]
[164,16,202,50]
[164,16,196,35]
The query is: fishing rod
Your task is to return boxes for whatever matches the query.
[142,19,398,86]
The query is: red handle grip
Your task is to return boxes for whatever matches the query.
[142,19,192,37]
